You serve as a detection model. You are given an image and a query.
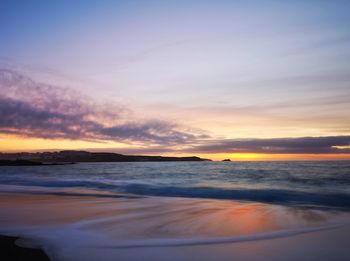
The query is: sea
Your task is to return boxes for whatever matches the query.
[0,161,349,210]
[1,161,350,260]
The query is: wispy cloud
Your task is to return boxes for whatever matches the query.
[186,136,350,154]
[0,69,201,145]
[1,69,349,155]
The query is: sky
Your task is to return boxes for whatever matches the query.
[1,0,350,160]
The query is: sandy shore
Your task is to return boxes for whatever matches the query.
[0,186,349,261]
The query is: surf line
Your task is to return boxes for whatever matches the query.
[102,223,350,249]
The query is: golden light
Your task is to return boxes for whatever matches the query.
[0,134,129,152]
[2,135,350,161]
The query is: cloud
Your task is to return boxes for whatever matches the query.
[0,69,200,145]
[186,136,350,154]
[1,68,349,155]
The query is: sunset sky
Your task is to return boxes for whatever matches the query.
[1,0,350,160]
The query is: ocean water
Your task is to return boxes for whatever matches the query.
[1,161,350,260]
[1,161,349,210]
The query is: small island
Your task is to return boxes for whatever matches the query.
[222,159,231,162]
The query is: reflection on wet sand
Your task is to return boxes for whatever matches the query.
[0,187,349,261]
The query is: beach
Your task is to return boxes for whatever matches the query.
[2,0,350,259]
[0,184,349,261]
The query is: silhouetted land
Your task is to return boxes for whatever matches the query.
[0,235,50,261]
[0,159,44,166]
[0,150,211,163]
[0,159,75,166]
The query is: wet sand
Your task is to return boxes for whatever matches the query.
[0,186,349,261]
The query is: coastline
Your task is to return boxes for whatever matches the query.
[0,186,349,260]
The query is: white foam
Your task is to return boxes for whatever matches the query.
[100,222,350,248]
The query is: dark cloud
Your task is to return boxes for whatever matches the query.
[100,122,196,145]
[0,96,96,139]
[186,136,350,154]
[0,69,199,145]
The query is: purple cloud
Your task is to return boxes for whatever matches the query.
[186,136,350,154]
[1,69,349,155]
[0,69,200,145]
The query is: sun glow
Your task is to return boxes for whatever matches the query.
[185,153,350,161]
[0,135,128,152]
[2,135,350,161]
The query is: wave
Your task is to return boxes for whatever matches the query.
[1,179,350,209]
[102,223,350,248]
[121,184,350,209]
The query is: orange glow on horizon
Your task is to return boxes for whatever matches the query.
[1,135,350,161]
[207,153,350,161]
[0,135,130,152]
[167,153,350,161]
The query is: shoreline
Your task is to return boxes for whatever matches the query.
[0,235,49,261]
[0,187,349,260]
